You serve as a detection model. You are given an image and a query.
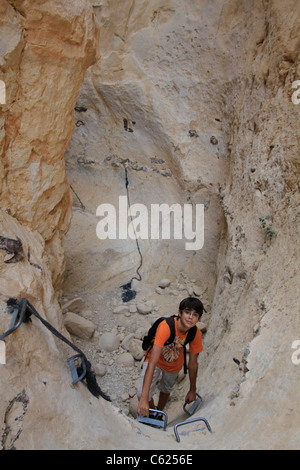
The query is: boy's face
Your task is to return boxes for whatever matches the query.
[178,307,200,330]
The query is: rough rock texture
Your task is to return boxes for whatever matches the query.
[0,0,299,450]
[0,0,98,289]
[64,0,300,449]
[195,0,300,448]
[64,311,95,340]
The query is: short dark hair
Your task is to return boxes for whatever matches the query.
[179,297,205,317]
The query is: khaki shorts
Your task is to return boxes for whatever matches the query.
[137,362,179,400]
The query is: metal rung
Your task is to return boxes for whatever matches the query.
[174,417,212,443]
[9,308,19,329]
[136,409,168,431]
[183,393,203,416]
[0,301,27,341]
[66,354,87,385]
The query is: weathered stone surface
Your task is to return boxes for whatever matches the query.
[94,362,106,377]
[134,326,149,340]
[113,305,129,315]
[0,0,98,289]
[0,0,299,452]
[117,352,134,368]
[63,0,300,450]
[158,279,171,289]
[128,339,144,361]
[136,301,153,315]
[99,332,120,352]
[62,297,85,314]
[121,333,135,351]
[63,312,95,340]
[197,322,207,334]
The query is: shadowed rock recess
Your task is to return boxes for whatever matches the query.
[0,0,299,450]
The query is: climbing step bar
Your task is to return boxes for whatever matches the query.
[136,409,168,431]
[174,417,213,443]
[66,354,87,385]
[0,298,108,399]
[183,393,203,416]
[0,300,27,341]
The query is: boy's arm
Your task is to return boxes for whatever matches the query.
[137,344,162,417]
[185,352,199,404]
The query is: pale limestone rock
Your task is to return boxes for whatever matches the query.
[128,387,137,398]
[137,301,153,315]
[193,285,202,297]
[169,289,179,296]
[94,362,106,377]
[197,322,207,334]
[0,0,98,289]
[121,393,129,402]
[178,284,186,291]
[129,395,138,419]
[113,305,129,314]
[64,312,95,340]
[99,332,120,352]
[117,352,134,368]
[129,304,137,313]
[128,338,144,361]
[134,326,149,340]
[155,287,165,295]
[186,285,194,296]
[121,333,135,351]
[62,297,85,314]
[158,279,171,288]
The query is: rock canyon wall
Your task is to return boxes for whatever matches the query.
[0,0,299,450]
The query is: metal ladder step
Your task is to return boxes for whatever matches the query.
[174,417,213,443]
[136,409,168,431]
[0,301,27,341]
[183,393,203,416]
[66,354,87,385]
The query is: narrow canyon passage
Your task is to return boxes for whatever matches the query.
[61,0,300,447]
[0,0,299,450]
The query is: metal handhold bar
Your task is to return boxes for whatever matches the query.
[0,300,27,341]
[183,393,203,416]
[174,417,212,443]
[136,408,168,431]
[66,353,87,385]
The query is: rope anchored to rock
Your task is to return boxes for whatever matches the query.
[4,298,111,402]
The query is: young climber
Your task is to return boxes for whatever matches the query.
[137,297,204,418]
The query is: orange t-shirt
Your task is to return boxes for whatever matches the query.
[145,317,203,373]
